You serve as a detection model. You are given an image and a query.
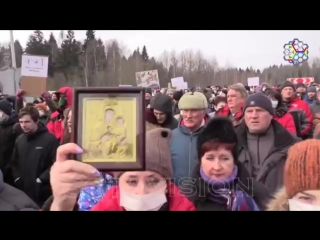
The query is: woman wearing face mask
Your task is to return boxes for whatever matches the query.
[44,128,195,211]
[266,90,297,135]
[190,117,271,211]
[34,103,50,125]
[267,139,320,211]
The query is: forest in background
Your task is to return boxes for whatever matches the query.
[1,30,320,90]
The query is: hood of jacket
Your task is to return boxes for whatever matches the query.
[151,94,173,115]
[58,86,73,108]
[267,187,289,211]
[25,122,48,140]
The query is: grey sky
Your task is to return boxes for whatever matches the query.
[0,30,319,70]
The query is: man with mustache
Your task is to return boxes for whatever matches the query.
[170,91,210,196]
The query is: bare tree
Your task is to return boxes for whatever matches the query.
[185,49,194,73]
[179,51,187,74]
[170,50,178,77]
[159,50,170,70]
[58,30,64,47]
[195,50,204,73]
[118,41,131,58]
[209,56,219,72]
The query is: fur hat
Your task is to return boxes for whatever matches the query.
[114,128,173,179]
[284,139,320,198]
[197,116,238,160]
[178,91,208,110]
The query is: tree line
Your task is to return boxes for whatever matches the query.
[1,30,320,90]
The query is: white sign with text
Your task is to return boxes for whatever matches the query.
[21,55,49,78]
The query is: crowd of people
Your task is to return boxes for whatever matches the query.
[1,80,320,211]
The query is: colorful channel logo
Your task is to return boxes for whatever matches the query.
[283,38,309,65]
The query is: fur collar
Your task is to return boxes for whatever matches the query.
[267,187,289,211]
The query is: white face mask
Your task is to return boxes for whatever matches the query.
[0,111,8,122]
[288,199,320,211]
[271,100,278,108]
[120,185,167,211]
[38,110,45,116]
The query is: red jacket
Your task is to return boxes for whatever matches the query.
[287,97,312,136]
[91,182,196,211]
[273,113,296,135]
[47,86,73,142]
[217,105,243,119]
[216,105,244,127]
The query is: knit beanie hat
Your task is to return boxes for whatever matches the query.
[295,83,305,89]
[0,99,12,116]
[178,91,208,110]
[307,86,317,93]
[284,139,320,199]
[197,117,238,161]
[114,128,173,179]
[35,103,47,112]
[243,92,274,116]
[279,81,295,92]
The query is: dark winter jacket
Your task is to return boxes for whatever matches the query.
[151,94,178,130]
[10,122,59,206]
[234,120,297,193]
[0,170,38,211]
[39,114,50,125]
[0,113,22,181]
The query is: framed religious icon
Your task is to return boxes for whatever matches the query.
[72,87,146,171]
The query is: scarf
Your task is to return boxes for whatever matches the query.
[200,166,238,205]
[199,166,259,211]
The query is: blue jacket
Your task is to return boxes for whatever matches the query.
[170,124,204,195]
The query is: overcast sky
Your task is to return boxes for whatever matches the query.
[0,30,319,70]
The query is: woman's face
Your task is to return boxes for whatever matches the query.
[292,190,320,206]
[201,147,234,180]
[37,108,45,116]
[145,93,151,100]
[52,93,57,101]
[67,110,72,133]
[119,171,166,195]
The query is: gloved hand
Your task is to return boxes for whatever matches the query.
[16,89,24,100]
[41,91,50,99]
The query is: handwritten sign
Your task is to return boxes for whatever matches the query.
[247,77,259,86]
[21,55,49,78]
